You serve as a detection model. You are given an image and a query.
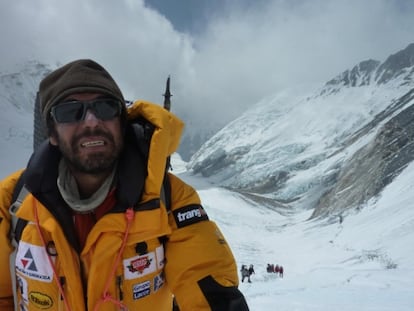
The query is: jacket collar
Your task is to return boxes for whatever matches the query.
[23,133,148,253]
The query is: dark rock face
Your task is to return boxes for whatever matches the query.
[326,59,380,88]
[312,89,414,218]
[323,43,414,94]
[188,43,414,219]
[190,146,251,178]
[376,43,414,84]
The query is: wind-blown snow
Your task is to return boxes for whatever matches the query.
[188,61,414,212]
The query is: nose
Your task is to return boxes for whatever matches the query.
[83,109,100,125]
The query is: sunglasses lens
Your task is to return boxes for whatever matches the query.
[93,99,121,120]
[51,99,121,123]
[52,102,84,123]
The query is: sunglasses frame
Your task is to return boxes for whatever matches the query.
[50,98,122,123]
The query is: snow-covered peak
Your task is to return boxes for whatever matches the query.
[0,61,51,174]
[188,42,414,217]
[0,60,51,111]
[324,59,380,90]
[321,43,414,97]
[376,42,414,84]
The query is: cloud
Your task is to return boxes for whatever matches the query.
[189,0,414,122]
[0,0,193,104]
[1,0,413,130]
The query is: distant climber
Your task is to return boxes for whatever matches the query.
[267,263,274,273]
[248,264,255,280]
[241,264,255,283]
[241,265,249,282]
[279,265,284,278]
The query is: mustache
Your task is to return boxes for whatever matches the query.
[72,128,115,147]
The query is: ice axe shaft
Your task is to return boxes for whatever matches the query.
[162,75,173,171]
[163,76,172,111]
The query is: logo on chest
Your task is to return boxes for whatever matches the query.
[16,242,54,282]
[123,252,156,279]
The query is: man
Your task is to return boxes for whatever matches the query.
[240,265,249,283]
[247,264,255,283]
[0,59,249,310]
[279,265,284,278]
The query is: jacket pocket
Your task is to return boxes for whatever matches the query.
[119,238,169,307]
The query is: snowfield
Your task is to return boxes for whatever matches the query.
[173,154,414,311]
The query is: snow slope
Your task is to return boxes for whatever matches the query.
[173,153,414,310]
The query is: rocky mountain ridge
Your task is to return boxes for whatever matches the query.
[188,42,414,219]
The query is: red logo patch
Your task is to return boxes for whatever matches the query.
[127,257,152,274]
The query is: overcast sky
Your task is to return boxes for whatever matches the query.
[1,0,413,127]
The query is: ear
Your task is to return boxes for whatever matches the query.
[49,134,58,146]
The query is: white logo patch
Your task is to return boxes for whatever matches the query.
[15,241,54,282]
[123,252,156,280]
[133,281,151,300]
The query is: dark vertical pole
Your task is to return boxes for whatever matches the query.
[163,76,172,111]
[163,76,173,172]
[33,91,47,151]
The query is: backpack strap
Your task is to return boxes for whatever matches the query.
[9,171,29,247]
[8,171,29,309]
[161,172,172,213]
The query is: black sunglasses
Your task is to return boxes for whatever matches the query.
[50,98,122,123]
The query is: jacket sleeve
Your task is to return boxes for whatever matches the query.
[0,170,24,311]
[164,173,249,311]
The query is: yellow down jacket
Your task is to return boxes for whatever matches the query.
[0,101,248,311]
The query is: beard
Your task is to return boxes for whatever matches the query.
[56,127,123,174]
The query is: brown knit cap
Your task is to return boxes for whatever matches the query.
[39,59,125,122]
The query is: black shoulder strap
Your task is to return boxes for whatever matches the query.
[161,172,172,213]
[9,171,29,245]
[11,170,26,203]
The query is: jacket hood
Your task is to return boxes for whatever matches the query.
[19,100,183,252]
[126,100,184,201]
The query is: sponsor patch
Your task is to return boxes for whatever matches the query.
[173,204,209,228]
[15,242,54,282]
[29,291,53,309]
[155,245,165,269]
[132,281,151,300]
[123,252,156,280]
[153,272,165,292]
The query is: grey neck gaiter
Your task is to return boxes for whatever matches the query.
[57,160,116,213]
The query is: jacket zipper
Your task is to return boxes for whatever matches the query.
[59,276,66,311]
